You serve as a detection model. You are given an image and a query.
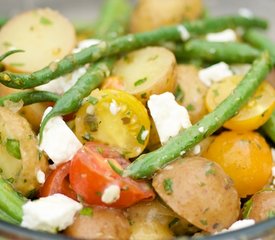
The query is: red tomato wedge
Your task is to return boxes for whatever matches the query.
[69,142,155,208]
[39,161,77,201]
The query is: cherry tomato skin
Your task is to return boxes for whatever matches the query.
[203,131,272,198]
[69,142,155,208]
[39,162,77,200]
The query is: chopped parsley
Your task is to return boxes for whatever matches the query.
[163,178,173,195]
[175,86,184,102]
[137,125,146,144]
[40,16,53,25]
[87,96,98,105]
[186,104,195,111]
[200,219,208,226]
[212,89,219,97]
[134,77,147,87]
[80,207,93,217]
[6,139,21,159]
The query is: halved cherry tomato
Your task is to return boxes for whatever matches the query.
[75,89,150,158]
[39,161,77,200]
[69,142,155,208]
[205,75,275,131]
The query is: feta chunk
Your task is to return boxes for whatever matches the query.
[101,185,121,204]
[39,107,82,166]
[109,100,120,115]
[199,62,233,86]
[72,39,101,54]
[216,219,255,235]
[148,92,192,144]
[193,144,201,155]
[36,170,45,184]
[206,29,237,42]
[177,25,190,41]
[238,8,254,18]
[21,193,82,233]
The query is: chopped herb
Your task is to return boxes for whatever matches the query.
[200,219,208,226]
[148,55,159,61]
[9,62,25,67]
[186,104,195,111]
[2,41,12,48]
[85,114,99,132]
[82,132,93,141]
[205,163,216,176]
[140,93,147,99]
[96,146,103,154]
[108,160,123,176]
[121,117,130,124]
[95,191,102,196]
[163,178,173,195]
[199,182,206,187]
[134,77,147,87]
[169,218,179,228]
[80,207,93,217]
[6,139,21,159]
[40,16,53,25]
[175,86,184,102]
[7,177,14,184]
[0,168,2,174]
[123,55,133,63]
[242,198,253,218]
[212,89,219,97]
[268,210,275,218]
[137,125,146,144]
[87,96,98,105]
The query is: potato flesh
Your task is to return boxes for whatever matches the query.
[175,65,208,123]
[112,47,177,103]
[0,107,48,196]
[0,8,76,73]
[130,0,203,33]
[65,207,131,240]
[153,157,240,233]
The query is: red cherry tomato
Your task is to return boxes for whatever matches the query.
[69,142,155,208]
[39,161,77,200]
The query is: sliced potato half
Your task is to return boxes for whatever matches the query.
[112,47,177,103]
[0,8,76,73]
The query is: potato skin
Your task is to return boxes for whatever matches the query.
[130,0,203,33]
[65,207,131,240]
[0,107,48,196]
[153,157,240,233]
[245,190,275,222]
[175,64,208,123]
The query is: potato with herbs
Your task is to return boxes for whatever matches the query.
[175,64,208,123]
[65,207,131,240]
[130,0,203,33]
[0,107,48,196]
[153,156,240,233]
[243,190,275,222]
[112,47,177,103]
[0,8,76,73]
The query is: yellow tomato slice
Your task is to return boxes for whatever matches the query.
[206,75,275,131]
[75,89,150,158]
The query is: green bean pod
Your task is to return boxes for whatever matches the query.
[0,15,267,89]
[174,39,260,63]
[124,52,272,179]
[261,111,275,144]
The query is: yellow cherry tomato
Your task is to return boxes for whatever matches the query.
[75,89,150,158]
[203,131,272,197]
[205,75,275,131]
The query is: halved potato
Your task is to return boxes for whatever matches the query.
[0,8,76,73]
[130,0,203,33]
[0,107,48,196]
[112,47,177,103]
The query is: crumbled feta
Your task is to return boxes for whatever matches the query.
[180,150,186,156]
[141,130,149,141]
[39,107,82,166]
[271,148,275,162]
[148,92,192,144]
[21,193,82,233]
[231,64,251,75]
[199,62,233,86]
[238,8,254,18]
[177,25,190,41]
[109,100,120,115]
[36,170,45,184]
[101,185,121,204]
[206,29,237,42]
[216,219,255,235]
[198,127,204,133]
[72,39,101,54]
[193,144,201,155]
[86,105,95,115]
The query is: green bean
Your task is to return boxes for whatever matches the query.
[0,15,267,89]
[0,17,8,27]
[0,49,24,62]
[123,52,272,179]
[0,91,59,106]
[0,177,26,224]
[243,29,275,64]
[261,111,275,144]
[174,39,260,63]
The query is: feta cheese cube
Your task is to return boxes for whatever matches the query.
[177,25,190,41]
[21,194,82,233]
[148,92,192,144]
[206,29,237,42]
[101,185,121,204]
[36,170,45,184]
[39,107,82,166]
[199,62,233,86]
[227,219,255,231]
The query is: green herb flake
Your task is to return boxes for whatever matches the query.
[40,16,53,25]
[186,104,195,111]
[267,210,275,219]
[80,207,93,217]
[212,89,219,97]
[85,114,99,132]
[163,178,173,195]
[87,96,98,105]
[205,163,216,176]
[137,125,146,144]
[148,55,159,61]
[96,191,102,196]
[140,93,147,99]
[169,218,179,228]
[175,86,184,102]
[2,41,12,48]
[200,219,208,226]
[9,62,25,67]
[96,146,103,154]
[134,77,147,87]
[6,139,21,159]
[82,132,94,141]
